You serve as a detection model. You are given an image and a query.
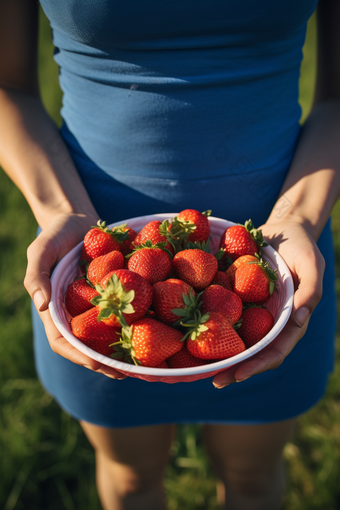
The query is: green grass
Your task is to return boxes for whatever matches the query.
[1,8,340,510]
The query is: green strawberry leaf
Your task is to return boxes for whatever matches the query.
[182,294,192,306]
[214,248,225,261]
[159,219,184,253]
[177,310,211,341]
[200,313,210,324]
[184,239,211,253]
[90,295,101,306]
[172,289,201,327]
[242,219,268,248]
[110,352,125,360]
[233,319,243,330]
[97,308,115,320]
[92,220,130,242]
[92,274,136,326]
[172,309,189,317]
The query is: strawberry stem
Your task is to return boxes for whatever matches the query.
[91,275,135,327]
[92,220,130,242]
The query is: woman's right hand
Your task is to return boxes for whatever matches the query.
[24,212,127,380]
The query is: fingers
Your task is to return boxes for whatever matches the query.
[213,314,310,388]
[23,213,91,312]
[212,223,326,389]
[291,249,325,328]
[24,232,57,312]
[25,216,127,380]
[40,308,127,379]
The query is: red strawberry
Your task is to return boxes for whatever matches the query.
[87,250,125,285]
[144,309,159,320]
[133,220,174,255]
[234,259,278,304]
[92,269,153,327]
[65,279,99,317]
[111,318,183,367]
[71,307,121,357]
[199,285,243,325]
[225,254,258,287]
[167,347,208,368]
[170,209,211,244]
[238,306,275,348]
[152,278,196,325]
[111,225,137,256]
[157,360,169,369]
[80,220,128,267]
[127,241,172,284]
[218,219,267,263]
[211,271,233,291]
[185,311,246,360]
[172,249,218,290]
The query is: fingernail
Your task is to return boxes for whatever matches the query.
[213,382,230,389]
[294,307,310,328]
[84,365,93,371]
[33,290,45,311]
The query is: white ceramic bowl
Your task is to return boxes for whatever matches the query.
[49,214,294,383]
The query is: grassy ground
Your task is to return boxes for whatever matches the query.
[1,9,340,510]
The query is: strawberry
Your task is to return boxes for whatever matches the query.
[87,250,125,285]
[144,309,159,320]
[65,278,99,317]
[185,311,246,360]
[127,241,172,284]
[225,254,258,287]
[157,360,169,369]
[169,209,211,244]
[133,220,174,255]
[80,220,128,267]
[237,306,275,348]
[234,259,278,304]
[172,249,218,291]
[217,219,267,263]
[71,307,121,357]
[111,225,137,256]
[152,278,196,325]
[111,318,183,367]
[166,264,179,280]
[199,285,243,325]
[211,270,233,291]
[167,346,208,368]
[91,269,153,327]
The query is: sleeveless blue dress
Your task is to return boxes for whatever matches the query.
[33,0,337,426]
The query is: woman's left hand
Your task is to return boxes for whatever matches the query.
[212,220,325,388]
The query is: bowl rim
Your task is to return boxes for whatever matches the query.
[49,213,294,377]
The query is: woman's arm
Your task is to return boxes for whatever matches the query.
[0,1,124,378]
[213,0,340,387]
[265,100,340,241]
[268,0,340,241]
[0,1,98,230]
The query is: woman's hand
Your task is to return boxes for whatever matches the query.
[212,221,325,388]
[24,212,127,380]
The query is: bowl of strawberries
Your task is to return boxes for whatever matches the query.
[49,211,294,383]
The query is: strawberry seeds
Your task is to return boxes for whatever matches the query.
[64,213,277,369]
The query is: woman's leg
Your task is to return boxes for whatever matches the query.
[203,419,297,510]
[80,421,176,510]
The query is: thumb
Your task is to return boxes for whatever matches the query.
[24,233,58,312]
[291,250,325,329]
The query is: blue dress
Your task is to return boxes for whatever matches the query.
[33,0,337,426]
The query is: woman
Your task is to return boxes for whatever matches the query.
[0,0,339,508]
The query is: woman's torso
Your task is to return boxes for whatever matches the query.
[40,0,318,224]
